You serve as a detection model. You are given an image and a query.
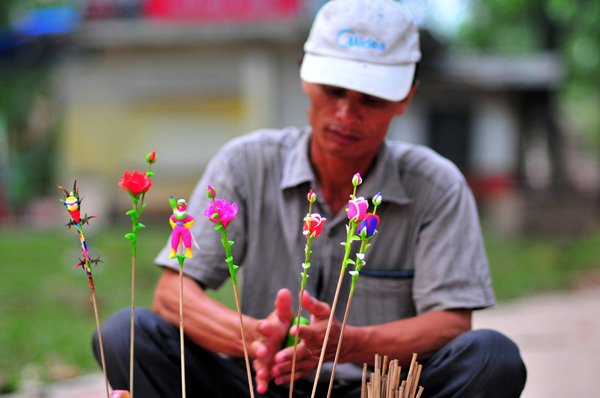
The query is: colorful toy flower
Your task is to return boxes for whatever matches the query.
[120,151,156,398]
[357,213,380,238]
[204,198,238,229]
[204,185,254,397]
[347,197,368,223]
[59,182,110,398]
[118,170,152,198]
[326,193,383,396]
[290,189,326,396]
[304,213,326,238]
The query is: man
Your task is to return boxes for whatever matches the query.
[95,0,527,396]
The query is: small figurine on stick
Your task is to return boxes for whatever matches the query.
[169,197,195,259]
[168,196,196,398]
[58,181,110,398]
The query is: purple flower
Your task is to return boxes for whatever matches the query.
[357,213,380,237]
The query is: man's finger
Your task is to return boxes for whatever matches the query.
[301,290,331,319]
[274,288,294,323]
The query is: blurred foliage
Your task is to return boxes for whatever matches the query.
[0,1,61,215]
[456,0,600,149]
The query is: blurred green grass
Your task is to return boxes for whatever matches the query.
[1,225,600,392]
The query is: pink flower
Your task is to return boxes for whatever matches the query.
[303,213,326,239]
[347,197,368,223]
[204,198,238,229]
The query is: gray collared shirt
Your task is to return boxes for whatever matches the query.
[156,126,495,325]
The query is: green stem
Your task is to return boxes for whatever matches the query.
[310,219,356,398]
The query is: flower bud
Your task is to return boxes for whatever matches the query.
[206,185,216,199]
[372,192,382,207]
[352,173,362,187]
[307,189,317,203]
[146,150,157,164]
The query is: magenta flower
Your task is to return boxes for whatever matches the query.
[303,213,326,239]
[347,197,368,223]
[357,213,380,237]
[204,198,238,229]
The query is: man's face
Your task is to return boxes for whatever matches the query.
[303,82,412,161]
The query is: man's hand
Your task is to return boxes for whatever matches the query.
[251,289,295,393]
[268,291,342,386]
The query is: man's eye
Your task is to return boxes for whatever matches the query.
[324,86,346,98]
[361,96,386,107]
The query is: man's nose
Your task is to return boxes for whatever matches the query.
[335,99,361,121]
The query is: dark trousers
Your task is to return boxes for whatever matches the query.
[93,307,526,398]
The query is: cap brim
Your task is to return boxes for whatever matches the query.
[300,52,415,102]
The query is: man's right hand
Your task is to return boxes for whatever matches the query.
[251,288,295,394]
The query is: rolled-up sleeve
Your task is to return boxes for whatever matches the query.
[155,143,247,290]
[412,180,496,314]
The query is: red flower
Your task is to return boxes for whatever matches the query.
[204,198,238,229]
[118,170,152,197]
[303,213,326,239]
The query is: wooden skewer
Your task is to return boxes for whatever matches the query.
[91,291,110,398]
[403,354,417,398]
[179,264,187,398]
[361,363,368,398]
[361,354,423,398]
[399,380,406,397]
[415,386,424,398]
[409,364,422,398]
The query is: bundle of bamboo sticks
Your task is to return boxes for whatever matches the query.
[361,353,424,398]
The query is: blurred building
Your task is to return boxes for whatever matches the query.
[3,0,595,234]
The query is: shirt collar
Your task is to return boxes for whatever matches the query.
[280,127,315,190]
[280,128,411,206]
[357,142,412,206]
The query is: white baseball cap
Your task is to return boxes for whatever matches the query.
[300,0,421,101]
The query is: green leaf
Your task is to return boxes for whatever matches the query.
[228,240,235,246]
[146,171,155,177]
[141,203,148,211]
[125,209,137,216]
[137,223,146,229]
[124,232,136,240]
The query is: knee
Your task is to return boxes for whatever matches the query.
[463,329,527,389]
[92,307,157,353]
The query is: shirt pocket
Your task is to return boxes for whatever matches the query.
[349,270,416,326]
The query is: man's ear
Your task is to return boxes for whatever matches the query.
[301,81,310,94]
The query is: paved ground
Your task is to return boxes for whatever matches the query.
[5,285,600,397]
[473,284,600,398]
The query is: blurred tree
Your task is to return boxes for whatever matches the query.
[457,0,600,155]
[0,1,63,220]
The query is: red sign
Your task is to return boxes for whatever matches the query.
[144,0,303,22]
